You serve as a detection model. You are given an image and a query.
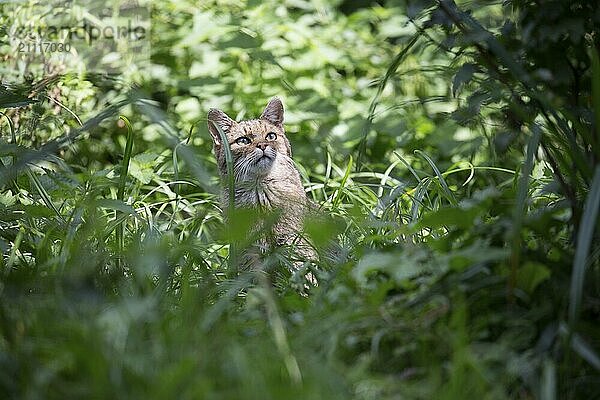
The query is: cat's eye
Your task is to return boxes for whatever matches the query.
[235,136,251,145]
[265,132,277,141]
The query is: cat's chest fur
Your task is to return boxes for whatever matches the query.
[234,182,294,208]
[226,158,308,235]
[231,160,305,208]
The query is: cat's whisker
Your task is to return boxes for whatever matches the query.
[234,156,254,182]
[235,164,248,182]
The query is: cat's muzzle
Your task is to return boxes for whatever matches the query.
[256,146,276,160]
[254,147,276,171]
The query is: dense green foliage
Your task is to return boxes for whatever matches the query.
[1,0,599,398]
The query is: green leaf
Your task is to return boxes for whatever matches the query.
[443,239,509,271]
[218,31,262,49]
[21,204,55,218]
[516,262,551,294]
[129,154,157,184]
[304,216,343,247]
[353,248,428,285]
[0,190,16,206]
[96,199,140,216]
[452,63,477,97]
[418,206,480,230]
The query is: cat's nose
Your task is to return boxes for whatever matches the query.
[256,142,269,151]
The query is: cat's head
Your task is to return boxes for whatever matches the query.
[208,97,293,180]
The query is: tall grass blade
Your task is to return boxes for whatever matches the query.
[591,47,600,148]
[509,125,541,300]
[6,227,24,271]
[410,178,431,223]
[568,165,600,326]
[26,169,65,223]
[333,155,353,207]
[209,118,237,274]
[259,274,303,386]
[571,333,600,372]
[378,159,401,198]
[540,358,556,400]
[116,116,134,268]
[415,149,457,206]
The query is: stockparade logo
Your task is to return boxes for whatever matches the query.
[4,0,150,73]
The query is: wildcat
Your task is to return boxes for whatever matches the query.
[207,98,315,274]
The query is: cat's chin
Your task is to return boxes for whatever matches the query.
[254,155,274,173]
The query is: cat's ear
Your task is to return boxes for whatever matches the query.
[260,97,284,126]
[207,108,235,146]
